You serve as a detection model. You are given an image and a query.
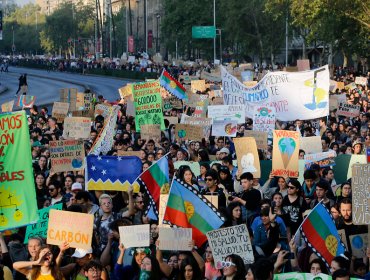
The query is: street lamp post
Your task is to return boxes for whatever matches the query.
[156,14,160,53]
[213,0,216,63]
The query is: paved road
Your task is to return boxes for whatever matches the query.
[0,67,130,107]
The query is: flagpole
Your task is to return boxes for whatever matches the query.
[292,199,324,242]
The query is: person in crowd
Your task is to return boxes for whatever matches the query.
[223,202,243,227]
[204,245,221,280]
[309,258,328,275]
[48,181,64,206]
[309,179,335,209]
[201,169,226,209]
[139,255,162,280]
[178,257,203,280]
[83,260,104,280]
[336,182,352,202]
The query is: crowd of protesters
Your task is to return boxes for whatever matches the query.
[0,63,369,280]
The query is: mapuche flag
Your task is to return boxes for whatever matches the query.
[300,202,346,267]
[159,68,187,100]
[163,178,225,247]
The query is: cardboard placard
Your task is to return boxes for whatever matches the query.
[345,82,357,91]
[140,124,161,140]
[349,234,367,258]
[24,204,63,243]
[206,224,254,268]
[118,84,133,98]
[119,224,150,248]
[297,59,310,71]
[191,79,206,93]
[181,115,212,138]
[76,93,93,111]
[47,210,94,250]
[63,117,91,139]
[1,100,14,113]
[272,130,300,178]
[164,117,178,125]
[175,123,204,141]
[116,151,141,157]
[158,227,192,251]
[352,164,370,225]
[208,105,245,124]
[337,102,361,117]
[337,82,345,90]
[60,88,78,111]
[16,95,36,108]
[355,76,368,86]
[71,109,95,118]
[253,106,276,138]
[234,137,261,178]
[163,96,183,110]
[193,95,209,118]
[49,140,85,173]
[243,131,268,150]
[304,150,336,169]
[52,102,70,123]
[300,136,322,154]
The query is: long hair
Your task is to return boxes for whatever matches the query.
[226,254,246,280]
[141,256,162,280]
[178,257,202,280]
[29,245,64,280]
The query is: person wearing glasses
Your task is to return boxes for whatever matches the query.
[200,169,226,209]
[48,181,63,206]
[84,260,104,280]
[281,179,308,241]
[216,254,246,280]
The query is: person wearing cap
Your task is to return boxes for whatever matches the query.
[309,180,335,210]
[71,182,83,193]
[218,147,230,160]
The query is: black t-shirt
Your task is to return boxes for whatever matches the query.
[282,195,307,235]
[201,187,226,209]
[240,188,261,211]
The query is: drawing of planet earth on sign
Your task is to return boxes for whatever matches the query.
[278,137,296,168]
[224,123,237,135]
[72,158,83,168]
[178,129,187,138]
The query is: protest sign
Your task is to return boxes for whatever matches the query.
[221,65,330,121]
[132,81,165,131]
[119,224,150,248]
[63,117,91,139]
[1,100,14,113]
[47,210,94,249]
[234,137,261,178]
[175,124,203,141]
[253,106,276,138]
[272,130,300,178]
[193,95,209,118]
[182,115,212,138]
[163,96,183,110]
[71,109,95,118]
[345,82,357,90]
[158,227,192,251]
[0,111,38,230]
[244,131,268,149]
[212,118,238,137]
[117,151,141,158]
[76,93,93,111]
[240,70,254,82]
[24,204,63,243]
[297,59,310,71]
[60,88,78,111]
[352,164,370,225]
[337,102,361,117]
[355,76,368,86]
[337,229,348,251]
[118,84,132,98]
[300,136,322,154]
[208,105,245,124]
[304,150,336,169]
[126,96,135,116]
[95,104,113,120]
[191,80,206,93]
[49,140,84,173]
[273,273,332,280]
[52,102,70,123]
[164,116,178,125]
[337,82,345,90]
[16,95,36,108]
[349,234,367,258]
[140,124,161,140]
[206,224,254,268]
[209,90,223,98]
[211,97,224,105]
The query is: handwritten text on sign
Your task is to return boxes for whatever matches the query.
[119,224,150,248]
[352,164,370,225]
[47,210,94,250]
[158,227,192,251]
[206,224,254,268]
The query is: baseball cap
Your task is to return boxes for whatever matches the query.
[219,147,230,154]
[71,182,83,192]
[72,248,93,258]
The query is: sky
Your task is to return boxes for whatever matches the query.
[15,0,34,7]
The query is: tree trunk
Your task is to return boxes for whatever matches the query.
[342,49,348,67]
[328,43,333,66]
[302,37,306,59]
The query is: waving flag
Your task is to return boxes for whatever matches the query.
[163,178,225,247]
[86,155,142,191]
[159,69,187,100]
[300,202,346,267]
[136,155,169,220]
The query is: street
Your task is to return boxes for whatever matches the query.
[0,67,131,107]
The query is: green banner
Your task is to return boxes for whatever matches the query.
[24,204,63,243]
[0,111,38,230]
[274,272,361,280]
[132,80,165,132]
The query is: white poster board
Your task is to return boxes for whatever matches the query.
[119,224,150,248]
[158,227,192,251]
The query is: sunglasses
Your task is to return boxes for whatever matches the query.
[48,188,55,191]
[288,186,296,190]
[205,178,214,181]
[136,201,144,204]
[217,261,236,269]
